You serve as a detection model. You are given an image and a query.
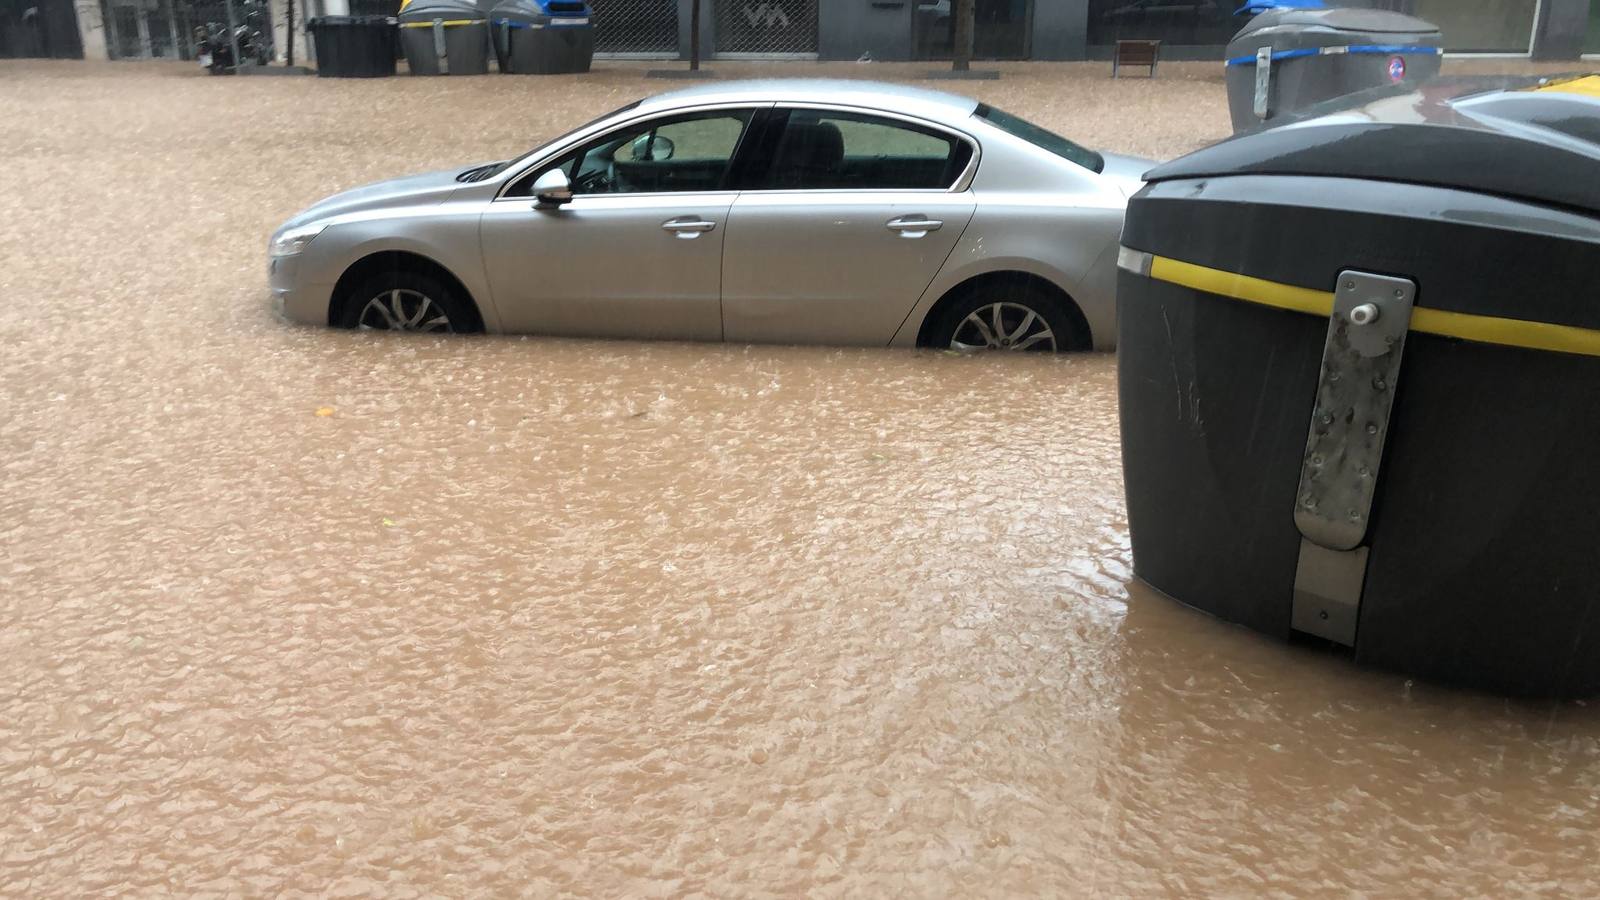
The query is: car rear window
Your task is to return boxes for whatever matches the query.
[975,104,1104,173]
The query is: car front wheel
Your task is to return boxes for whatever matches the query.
[339,270,468,334]
[928,284,1079,353]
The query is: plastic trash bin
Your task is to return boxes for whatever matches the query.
[1224,7,1442,132]
[1114,75,1600,697]
[398,0,490,75]
[308,15,398,77]
[491,0,593,74]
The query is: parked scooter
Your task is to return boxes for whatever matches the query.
[235,21,271,66]
[194,24,235,74]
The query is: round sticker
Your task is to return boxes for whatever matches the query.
[1387,56,1407,83]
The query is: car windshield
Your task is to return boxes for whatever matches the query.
[974,103,1104,173]
[471,99,645,180]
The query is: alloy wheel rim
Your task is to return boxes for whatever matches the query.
[950,302,1057,352]
[358,289,452,333]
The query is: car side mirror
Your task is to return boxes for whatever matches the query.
[629,134,674,161]
[532,168,573,209]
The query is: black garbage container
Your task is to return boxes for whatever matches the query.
[491,0,593,74]
[1116,75,1600,697]
[1224,8,1442,132]
[397,0,490,75]
[307,15,398,77]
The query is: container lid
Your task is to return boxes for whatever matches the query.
[1234,1,1325,16]
[397,0,486,21]
[1232,7,1439,39]
[489,0,550,21]
[1145,76,1600,217]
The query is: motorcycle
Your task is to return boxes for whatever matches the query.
[194,23,235,74]
[236,7,273,66]
[194,19,270,74]
[235,22,271,66]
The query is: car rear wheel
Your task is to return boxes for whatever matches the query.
[339,270,468,334]
[928,284,1079,353]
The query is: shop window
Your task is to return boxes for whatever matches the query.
[1412,0,1537,53]
[913,0,1031,60]
[1086,0,1237,48]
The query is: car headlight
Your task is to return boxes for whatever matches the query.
[269,222,327,257]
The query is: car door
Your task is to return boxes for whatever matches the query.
[720,106,979,346]
[480,107,760,340]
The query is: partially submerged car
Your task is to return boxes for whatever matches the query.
[269,79,1150,352]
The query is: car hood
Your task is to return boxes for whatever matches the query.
[279,164,486,230]
[1098,152,1156,197]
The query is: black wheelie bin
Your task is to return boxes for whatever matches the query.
[1225,7,1442,132]
[491,0,593,74]
[308,15,398,77]
[1116,75,1600,697]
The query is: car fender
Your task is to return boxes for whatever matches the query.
[888,199,1124,350]
[297,200,505,333]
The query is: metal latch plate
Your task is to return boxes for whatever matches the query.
[1291,270,1414,646]
[1292,541,1369,645]
[1253,47,1272,119]
[1294,270,1415,552]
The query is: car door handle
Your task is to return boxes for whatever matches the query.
[886,216,944,236]
[662,217,717,238]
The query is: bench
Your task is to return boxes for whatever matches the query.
[1113,40,1161,78]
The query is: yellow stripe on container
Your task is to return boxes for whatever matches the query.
[1148,255,1333,317]
[1141,254,1600,359]
[399,18,479,26]
[1410,307,1600,357]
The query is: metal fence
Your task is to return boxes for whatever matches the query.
[102,0,277,61]
[711,0,816,55]
[591,0,678,56]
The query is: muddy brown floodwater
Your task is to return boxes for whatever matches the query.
[3,59,1600,896]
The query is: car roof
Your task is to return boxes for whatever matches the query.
[635,79,982,126]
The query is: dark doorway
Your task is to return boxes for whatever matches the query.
[0,0,84,58]
[913,0,1031,60]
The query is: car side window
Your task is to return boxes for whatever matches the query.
[754,109,974,191]
[510,109,754,197]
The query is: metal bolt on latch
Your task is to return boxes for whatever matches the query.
[1349,303,1381,326]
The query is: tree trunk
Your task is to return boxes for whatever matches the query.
[224,0,241,68]
[689,0,700,71]
[951,0,973,72]
[286,0,295,66]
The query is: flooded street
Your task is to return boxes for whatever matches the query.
[4,60,1600,895]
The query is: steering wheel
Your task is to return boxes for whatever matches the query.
[573,159,620,194]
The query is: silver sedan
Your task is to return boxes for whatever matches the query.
[269,79,1149,352]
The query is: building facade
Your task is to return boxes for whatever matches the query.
[6,0,1596,62]
[594,0,1597,62]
